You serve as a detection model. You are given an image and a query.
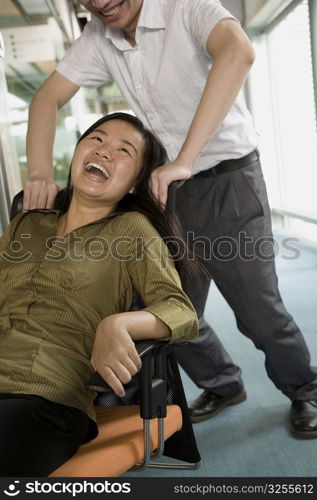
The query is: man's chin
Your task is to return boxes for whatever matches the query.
[96,12,124,28]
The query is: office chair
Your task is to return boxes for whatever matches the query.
[10,189,201,476]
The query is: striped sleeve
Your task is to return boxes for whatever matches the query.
[182,0,237,53]
[56,17,112,88]
[120,212,198,343]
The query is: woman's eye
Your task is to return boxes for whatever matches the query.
[119,148,131,155]
[91,136,102,142]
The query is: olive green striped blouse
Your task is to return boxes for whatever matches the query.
[0,210,198,421]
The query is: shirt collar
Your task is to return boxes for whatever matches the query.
[30,209,123,229]
[137,0,166,29]
[103,0,166,51]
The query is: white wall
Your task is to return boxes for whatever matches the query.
[243,0,295,28]
[221,0,244,22]
[220,1,280,27]
[243,0,267,23]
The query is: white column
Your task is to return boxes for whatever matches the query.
[0,39,22,231]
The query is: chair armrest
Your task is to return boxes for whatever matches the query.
[86,339,169,420]
[86,339,166,393]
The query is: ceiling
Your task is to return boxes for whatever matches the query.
[0,0,51,25]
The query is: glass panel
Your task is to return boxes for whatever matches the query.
[267,0,317,217]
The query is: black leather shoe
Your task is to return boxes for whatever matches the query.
[290,400,317,438]
[189,389,247,423]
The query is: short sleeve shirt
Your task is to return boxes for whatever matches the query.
[56,0,259,173]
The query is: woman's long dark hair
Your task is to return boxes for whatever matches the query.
[54,112,200,291]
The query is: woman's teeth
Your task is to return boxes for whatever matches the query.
[85,162,110,178]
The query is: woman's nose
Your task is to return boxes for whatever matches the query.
[94,147,112,161]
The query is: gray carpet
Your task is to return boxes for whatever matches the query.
[125,231,317,477]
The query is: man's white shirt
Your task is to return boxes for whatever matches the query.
[57,0,259,173]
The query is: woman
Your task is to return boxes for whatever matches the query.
[0,113,198,476]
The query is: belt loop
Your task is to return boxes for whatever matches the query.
[210,167,218,177]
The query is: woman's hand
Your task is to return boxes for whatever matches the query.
[23,176,60,210]
[91,315,142,397]
[149,158,192,208]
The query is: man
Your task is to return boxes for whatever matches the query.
[24,0,317,437]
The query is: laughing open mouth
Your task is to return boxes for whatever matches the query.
[85,162,110,179]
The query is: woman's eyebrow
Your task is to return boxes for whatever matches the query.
[93,129,138,154]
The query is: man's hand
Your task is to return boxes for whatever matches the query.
[149,158,192,208]
[91,316,142,397]
[23,176,60,210]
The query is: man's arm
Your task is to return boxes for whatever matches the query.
[24,71,80,210]
[149,18,255,207]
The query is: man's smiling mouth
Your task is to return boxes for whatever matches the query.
[100,1,124,17]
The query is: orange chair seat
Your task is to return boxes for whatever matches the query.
[50,404,182,477]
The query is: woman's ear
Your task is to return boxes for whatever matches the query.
[129,186,136,194]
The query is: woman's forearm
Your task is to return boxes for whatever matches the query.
[106,311,171,341]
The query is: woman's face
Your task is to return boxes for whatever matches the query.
[71,119,145,205]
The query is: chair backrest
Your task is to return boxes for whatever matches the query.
[10,190,24,220]
[10,188,69,220]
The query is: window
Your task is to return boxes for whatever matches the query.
[248,0,317,239]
